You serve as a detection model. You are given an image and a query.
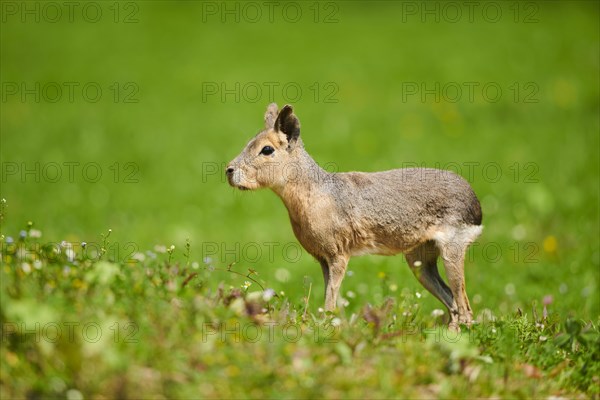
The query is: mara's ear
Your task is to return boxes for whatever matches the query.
[274,104,300,144]
[264,103,278,129]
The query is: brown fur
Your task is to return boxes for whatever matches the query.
[226,104,483,327]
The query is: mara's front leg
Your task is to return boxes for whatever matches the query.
[321,255,349,311]
[439,243,474,327]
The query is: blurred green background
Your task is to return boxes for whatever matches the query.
[1,1,598,317]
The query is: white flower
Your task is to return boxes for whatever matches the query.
[29,229,42,238]
[275,268,291,282]
[431,309,445,318]
[65,248,75,262]
[21,263,32,274]
[262,288,276,301]
[559,283,568,294]
[504,283,515,296]
[511,224,526,240]
[146,251,157,259]
[66,389,83,400]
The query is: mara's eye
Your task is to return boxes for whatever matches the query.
[260,146,274,156]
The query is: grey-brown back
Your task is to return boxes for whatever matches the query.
[326,168,482,231]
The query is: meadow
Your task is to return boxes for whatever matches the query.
[1,1,599,398]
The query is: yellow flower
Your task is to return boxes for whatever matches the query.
[226,365,240,377]
[543,235,557,253]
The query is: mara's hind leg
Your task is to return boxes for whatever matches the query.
[405,241,457,323]
[434,225,482,326]
[319,259,330,299]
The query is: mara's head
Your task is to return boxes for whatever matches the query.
[226,103,302,191]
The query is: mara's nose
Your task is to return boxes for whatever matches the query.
[226,166,234,176]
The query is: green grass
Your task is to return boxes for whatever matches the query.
[1,232,599,398]
[1,1,599,398]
